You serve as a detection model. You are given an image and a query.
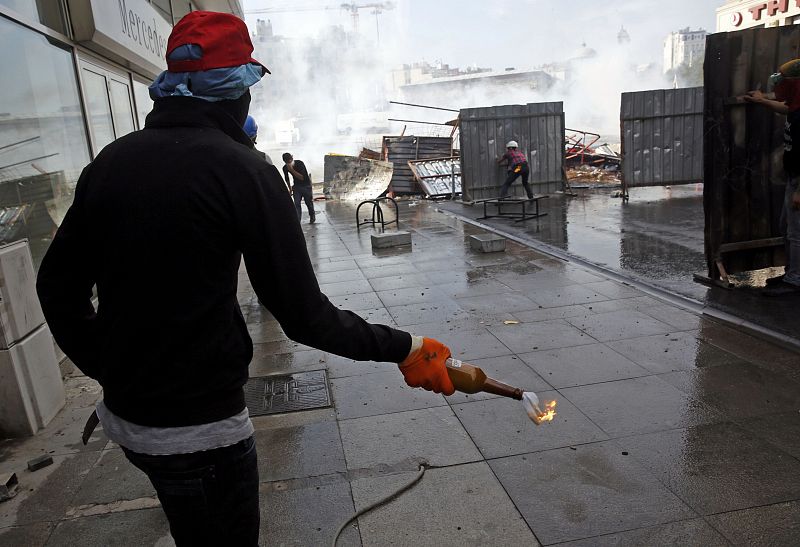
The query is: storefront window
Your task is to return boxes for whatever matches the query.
[0,15,91,268]
[82,68,115,152]
[133,80,154,129]
[108,80,136,138]
[0,0,68,34]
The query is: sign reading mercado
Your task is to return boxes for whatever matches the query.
[68,0,171,76]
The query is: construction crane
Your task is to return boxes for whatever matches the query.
[244,2,394,43]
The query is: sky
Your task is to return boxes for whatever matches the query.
[243,0,719,71]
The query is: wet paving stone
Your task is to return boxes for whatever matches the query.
[323,353,394,379]
[514,304,593,323]
[46,508,170,547]
[314,268,367,285]
[605,330,748,374]
[619,422,800,515]
[639,304,703,330]
[339,406,482,470]
[259,475,360,547]
[352,307,396,325]
[254,419,345,482]
[0,522,54,546]
[579,295,664,314]
[582,280,644,299]
[566,310,677,342]
[453,391,608,458]
[527,284,611,308]
[488,319,595,354]
[705,500,800,546]
[734,410,800,460]
[376,286,445,307]
[561,375,721,437]
[658,362,800,419]
[319,279,374,297]
[249,349,326,376]
[366,273,432,291]
[360,263,419,280]
[489,441,696,545]
[351,462,537,547]
[556,518,728,547]
[330,371,447,420]
[70,449,154,507]
[520,343,650,388]
[312,259,359,273]
[433,278,512,299]
[387,300,466,326]
[445,354,552,404]
[328,292,385,311]
[455,292,541,314]
[437,330,517,362]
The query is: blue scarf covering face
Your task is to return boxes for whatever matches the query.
[149,45,264,102]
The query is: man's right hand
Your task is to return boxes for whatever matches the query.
[744,90,765,103]
[398,337,455,395]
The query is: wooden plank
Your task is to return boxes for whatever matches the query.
[718,236,785,254]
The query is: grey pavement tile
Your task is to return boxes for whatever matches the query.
[251,338,314,356]
[438,329,518,362]
[561,376,722,437]
[445,354,552,404]
[514,304,593,323]
[313,259,359,273]
[71,449,154,506]
[495,268,604,290]
[557,518,728,547]
[329,292,385,311]
[376,286,445,307]
[246,321,286,344]
[351,463,536,547]
[706,500,800,546]
[606,331,746,374]
[413,258,471,273]
[0,522,54,546]
[315,268,368,285]
[489,441,696,545]
[519,343,651,388]
[658,362,800,419]
[640,305,703,330]
[319,279,375,297]
[46,508,171,547]
[352,307,396,325]
[0,452,101,527]
[566,310,677,342]
[698,321,800,368]
[387,300,466,327]
[525,284,610,308]
[735,411,800,460]
[582,280,644,299]
[580,295,664,314]
[367,273,432,291]
[360,263,419,279]
[453,391,608,458]
[434,278,513,299]
[254,419,346,482]
[249,350,326,376]
[330,371,447,420]
[324,353,395,379]
[455,292,541,314]
[259,475,360,547]
[619,422,800,514]
[339,406,482,470]
[487,319,596,354]
[465,253,518,268]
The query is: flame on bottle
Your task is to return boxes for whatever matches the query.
[522,392,557,425]
[533,400,557,425]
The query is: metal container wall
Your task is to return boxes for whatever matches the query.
[459,102,565,201]
[621,87,704,191]
[704,26,800,276]
[382,136,453,194]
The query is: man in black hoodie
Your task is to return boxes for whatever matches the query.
[35,11,454,546]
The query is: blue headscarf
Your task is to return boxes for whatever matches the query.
[149,45,264,102]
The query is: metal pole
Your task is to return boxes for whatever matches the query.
[451,161,456,200]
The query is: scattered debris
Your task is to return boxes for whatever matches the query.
[324,155,394,201]
[503,320,520,325]
[567,164,621,184]
[358,147,381,161]
[27,454,54,472]
[408,156,461,198]
[0,472,19,502]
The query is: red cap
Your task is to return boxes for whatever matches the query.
[166,11,269,74]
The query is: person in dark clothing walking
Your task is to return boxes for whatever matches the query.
[496,140,534,199]
[283,152,315,222]
[35,11,454,546]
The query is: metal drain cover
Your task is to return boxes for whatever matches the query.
[244,370,331,416]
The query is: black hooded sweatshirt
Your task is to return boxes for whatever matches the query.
[36,96,410,427]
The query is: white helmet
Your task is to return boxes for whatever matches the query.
[506,140,518,148]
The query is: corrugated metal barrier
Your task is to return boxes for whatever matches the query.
[703,26,800,278]
[459,103,565,201]
[621,87,704,195]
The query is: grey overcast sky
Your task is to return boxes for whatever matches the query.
[243,0,719,70]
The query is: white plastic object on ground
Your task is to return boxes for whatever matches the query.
[522,391,544,424]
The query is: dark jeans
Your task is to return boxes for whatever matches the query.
[122,436,259,546]
[499,165,533,199]
[293,185,315,221]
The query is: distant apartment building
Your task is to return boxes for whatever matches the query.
[387,61,492,92]
[663,28,708,73]
[717,0,800,31]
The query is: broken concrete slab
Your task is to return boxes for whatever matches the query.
[27,455,53,472]
[370,231,411,250]
[469,233,506,253]
[0,472,18,502]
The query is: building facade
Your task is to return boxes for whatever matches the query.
[663,27,708,74]
[0,0,242,269]
[717,0,800,31]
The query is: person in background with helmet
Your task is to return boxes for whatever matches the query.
[243,115,273,165]
[496,140,534,199]
[35,11,455,546]
[745,59,800,295]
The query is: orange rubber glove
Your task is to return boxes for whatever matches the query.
[398,337,455,395]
